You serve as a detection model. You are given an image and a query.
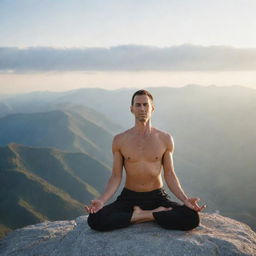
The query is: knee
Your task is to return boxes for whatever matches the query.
[87,211,115,231]
[155,206,200,231]
[183,209,200,230]
[87,212,104,231]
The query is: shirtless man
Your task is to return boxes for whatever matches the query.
[85,89,206,231]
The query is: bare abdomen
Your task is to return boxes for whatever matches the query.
[124,162,163,192]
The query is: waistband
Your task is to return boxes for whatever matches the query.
[118,187,168,199]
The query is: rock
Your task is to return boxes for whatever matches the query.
[0,213,255,256]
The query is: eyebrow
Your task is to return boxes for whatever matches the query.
[135,102,148,105]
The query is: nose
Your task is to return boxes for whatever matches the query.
[140,105,146,112]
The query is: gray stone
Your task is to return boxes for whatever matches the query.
[0,213,255,256]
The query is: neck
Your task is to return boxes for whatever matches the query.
[133,120,152,135]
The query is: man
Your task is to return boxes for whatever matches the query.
[85,89,206,231]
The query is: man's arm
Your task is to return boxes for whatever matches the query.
[162,134,188,202]
[85,134,123,213]
[97,134,124,203]
[162,134,206,211]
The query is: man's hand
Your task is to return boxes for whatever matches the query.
[183,198,206,212]
[84,199,104,214]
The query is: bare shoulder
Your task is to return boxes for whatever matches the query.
[113,129,131,141]
[153,128,174,152]
[112,129,130,151]
[152,127,173,140]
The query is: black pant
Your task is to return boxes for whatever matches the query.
[87,187,199,231]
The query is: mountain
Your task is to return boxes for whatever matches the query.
[0,91,123,135]
[54,103,123,135]
[0,143,111,238]
[0,88,132,128]
[0,109,115,167]
[0,91,68,118]
[0,85,255,231]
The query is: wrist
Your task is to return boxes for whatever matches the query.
[97,197,106,204]
[182,196,189,202]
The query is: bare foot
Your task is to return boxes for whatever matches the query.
[131,206,172,224]
[131,206,153,223]
[133,205,143,214]
[133,205,172,214]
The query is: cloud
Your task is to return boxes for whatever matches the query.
[0,45,256,73]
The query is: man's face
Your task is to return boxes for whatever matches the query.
[130,95,154,122]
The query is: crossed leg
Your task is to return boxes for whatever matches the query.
[131,206,172,224]
[88,197,199,231]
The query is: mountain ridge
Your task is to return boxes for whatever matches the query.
[0,109,114,167]
[0,143,111,238]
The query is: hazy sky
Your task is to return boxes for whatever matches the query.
[0,0,256,93]
[1,0,255,48]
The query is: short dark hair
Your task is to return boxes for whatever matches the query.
[131,89,154,106]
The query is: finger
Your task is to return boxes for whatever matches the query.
[195,204,206,212]
[187,200,198,207]
[193,206,200,211]
[200,204,207,211]
[91,206,97,214]
[192,202,201,211]
[84,205,91,212]
[192,198,200,203]
[194,203,201,209]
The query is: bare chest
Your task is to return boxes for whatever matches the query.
[120,135,166,162]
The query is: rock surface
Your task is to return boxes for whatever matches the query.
[0,213,255,256]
